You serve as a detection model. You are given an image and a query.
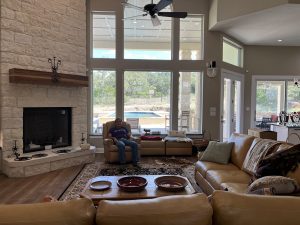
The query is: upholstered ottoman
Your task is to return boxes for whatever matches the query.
[165,141,192,156]
[140,140,165,156]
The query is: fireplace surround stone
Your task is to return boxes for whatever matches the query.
[0,0,88,175]
[3,147,95,177]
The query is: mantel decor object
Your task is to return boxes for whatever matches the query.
[48,56,61,82]
[12,140,31,161]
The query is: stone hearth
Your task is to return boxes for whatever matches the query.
[3,146,95,177]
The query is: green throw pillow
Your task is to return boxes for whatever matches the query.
[200,141,234,164]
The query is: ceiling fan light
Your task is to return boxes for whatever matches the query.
[151,16,161,26]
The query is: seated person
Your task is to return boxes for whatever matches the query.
[108,118,139,166]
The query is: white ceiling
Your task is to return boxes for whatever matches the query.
[210,4,300,46]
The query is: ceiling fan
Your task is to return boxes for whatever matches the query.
[122,0,188,26]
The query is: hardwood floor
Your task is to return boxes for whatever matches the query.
[0,165,84,204]
[0,154,196,204]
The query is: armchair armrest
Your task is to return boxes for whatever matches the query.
[103,138,114,146]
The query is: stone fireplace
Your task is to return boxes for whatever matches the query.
[0,0,91,177]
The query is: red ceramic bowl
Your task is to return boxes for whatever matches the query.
[117,176,148,192]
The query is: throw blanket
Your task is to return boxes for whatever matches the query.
[164,136,192,142]
[242,139,280,175]
[255,144,300,178]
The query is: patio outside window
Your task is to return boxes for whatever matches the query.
[124,0,171,60]
[124,71,171,133]
[178,72,203,133]
[90,8,204,135]
[180,15,203,60]
[92,13,116,58]
[92,70,116,134]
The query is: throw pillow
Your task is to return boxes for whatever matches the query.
[242,139,280,175]
[247,187,275,195]
[200,141,234,164]
[247,176,299,195]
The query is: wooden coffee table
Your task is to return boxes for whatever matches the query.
[80,175,195,205]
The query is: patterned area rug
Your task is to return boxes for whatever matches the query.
[59,157,201,201]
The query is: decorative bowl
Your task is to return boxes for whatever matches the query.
[14,156,32,161]
[90,180,112,191]
[154,175,188,192]
[117,176,148,192]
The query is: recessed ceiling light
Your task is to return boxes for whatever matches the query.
[133,21,137,24]
[277,39,283,42]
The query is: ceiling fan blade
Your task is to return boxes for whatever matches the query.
[121,2,145,12]
[153,0,173,13]
[151,15,161,26]
[123,14,148,20]
[158,12,187,18]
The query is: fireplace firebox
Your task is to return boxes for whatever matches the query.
[23,107,72,153]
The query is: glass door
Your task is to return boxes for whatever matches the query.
[220,71,244,141]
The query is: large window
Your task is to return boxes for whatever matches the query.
[124,0,171,60]
[222,38,243,67]
[90,2,204,135]
[92,13,116,58]
[92,70,116,134]
[179,72,203,133]
[124,71,171,132]
[180,15,203,60]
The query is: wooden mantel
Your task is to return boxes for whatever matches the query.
[9,68,89,87]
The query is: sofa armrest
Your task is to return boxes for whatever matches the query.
[131,136,141,144]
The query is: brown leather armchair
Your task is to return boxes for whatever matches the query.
[102,121,141,163]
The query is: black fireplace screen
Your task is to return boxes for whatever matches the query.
[23,107,72,153]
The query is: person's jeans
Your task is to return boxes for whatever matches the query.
[116,138,139,164]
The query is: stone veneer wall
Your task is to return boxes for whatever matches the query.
[0,0,87,170]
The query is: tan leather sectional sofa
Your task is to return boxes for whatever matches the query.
[1,191,300,225]
[195,133,300,195]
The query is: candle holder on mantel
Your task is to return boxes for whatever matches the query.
[80,133,90,151]
[48,56,62,82]
[11,140,31,161]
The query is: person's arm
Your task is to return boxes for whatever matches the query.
[126,128,131,139]
[108,130,118,144]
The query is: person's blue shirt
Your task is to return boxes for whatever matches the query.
[109,127,128,140]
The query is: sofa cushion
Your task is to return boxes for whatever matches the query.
[0,198,96,225]
[248,176,299,194]
[220,182,248,193]
[211,191,300,225]
[228,133,255,169]
[200,141,234,164]
[206,170,250,190]
[195,161,239,177]
[97,193,212,225]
